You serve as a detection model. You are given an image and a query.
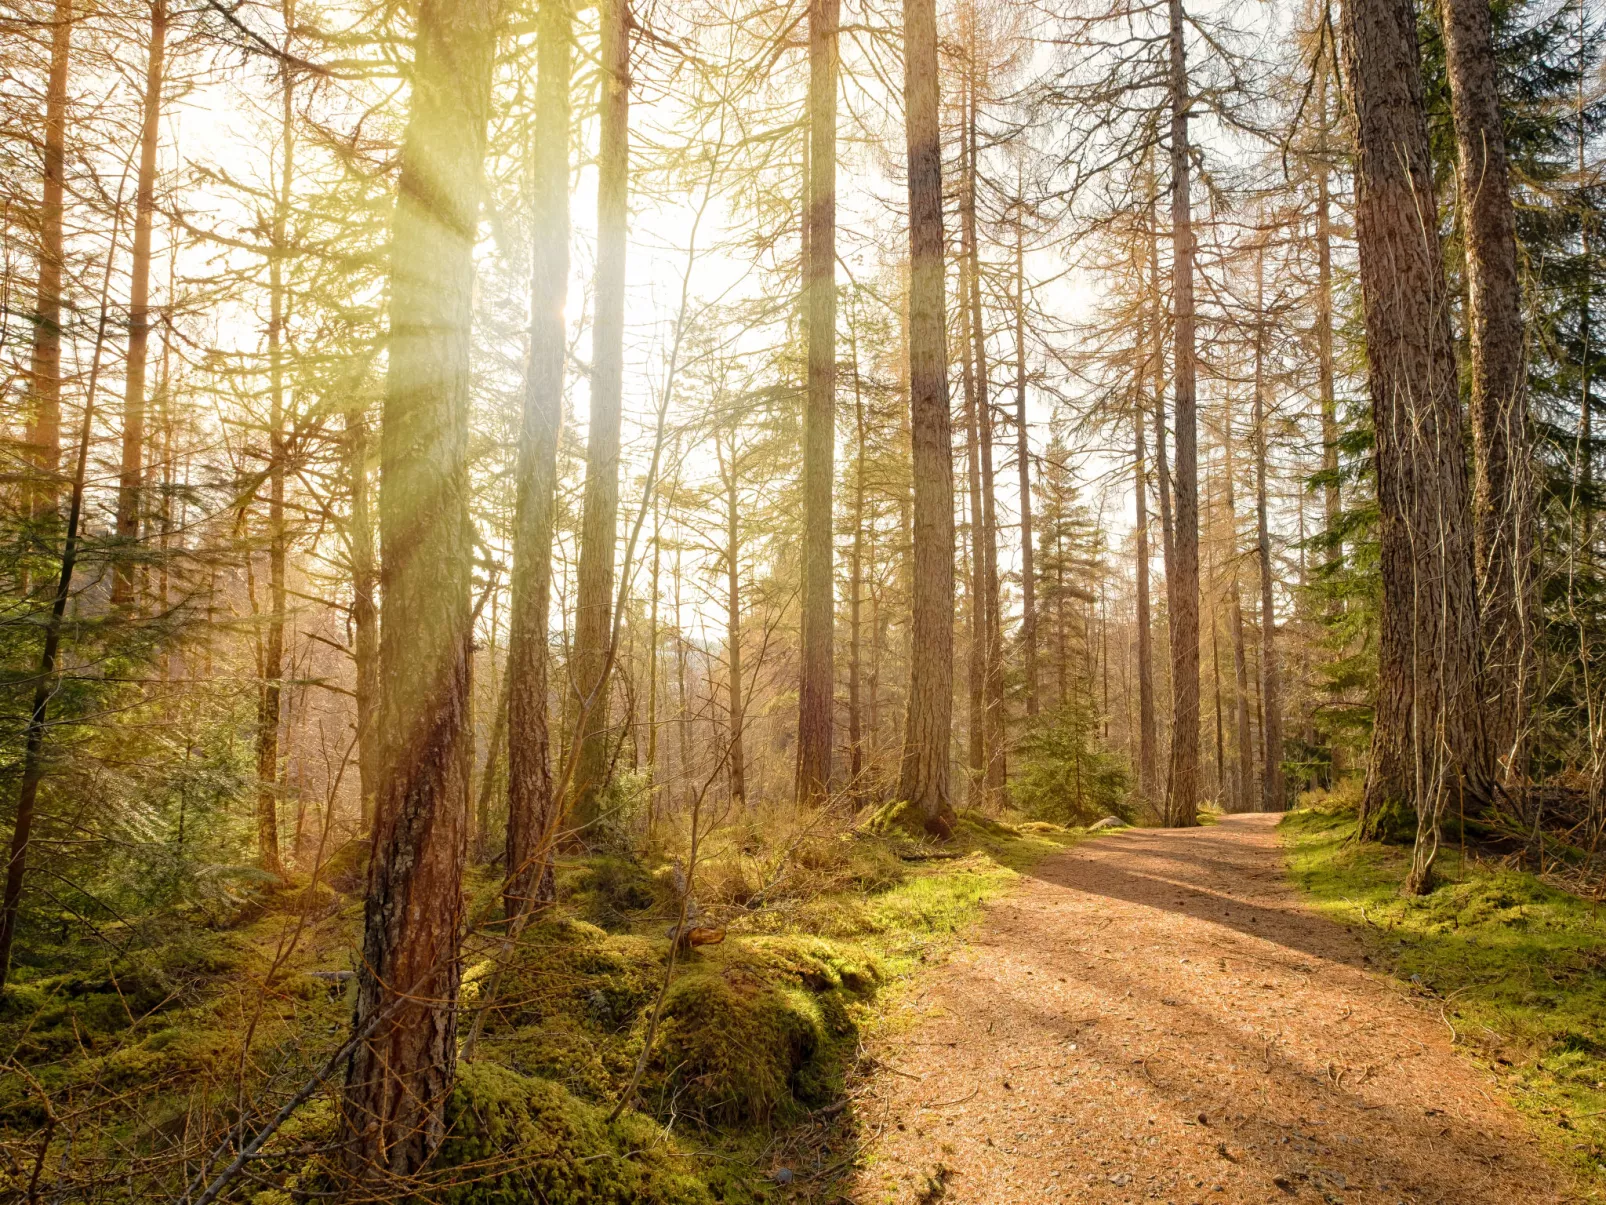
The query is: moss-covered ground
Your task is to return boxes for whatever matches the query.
[0,810,1086,1202]
[1281,799,1606,1193]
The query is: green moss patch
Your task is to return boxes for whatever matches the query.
[1282,804,1606,1190]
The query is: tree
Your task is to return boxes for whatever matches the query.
[1342,0,1488,888]
[505,0,571,918]
[341,0,499,1176]
[569,0,632,835]
[1440,0,1535,781]
[896,0,956,835]
[796,0,838,806]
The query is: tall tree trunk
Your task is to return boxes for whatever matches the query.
[505,0,570,918]
[113,0,166,607]
[1441,0,1533,782]
[1341,0,1487,888]
[1164,0,1201,827]
[341,0,496,1175]
[721,437,747,807]
[961,233,986,807]
[965,70,1005,803]
[569,0,630,834]
[849,323,867,790]
[1224,421,1252,813]
[1315,66,1341,547]
[1015,214,1038,718]
[797,0,839,805]
[1135,403,1158,806]
[255,50,295,880]
[346,400,379,834]
[896,0,956,835]
[24,0,72,519]
[1254,246,1286,811]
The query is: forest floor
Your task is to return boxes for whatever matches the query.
[842,814,1566,1205]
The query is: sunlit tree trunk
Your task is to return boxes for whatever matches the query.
[896,0,956,835]
[346,400,379,834]
[113,0,166,608]
[255,40,295,880]
[569,0,630,834]
[961,243,986,806]
[1342,0,1487,887]
[849,325,867,791]
[1441,0,1534,782]
[1164,0,1201,827]
[24,0,72,519]
[1135,403,1158,806]
[1223,419,1252,813]
[505,0,570,917]
[797,0,839,805]
[720,436,747,807]
[341,0,496,1176]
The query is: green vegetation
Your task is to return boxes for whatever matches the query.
[0,810,1083,1200]
[1282,799,1606,1189]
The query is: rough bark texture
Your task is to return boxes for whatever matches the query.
[113,0,165,607]
[24,0,72,517]
[340,0,495,1177]
[896,0,956,835]
[1164,0,1201,828]
[346,402,379,834]
[797,0,839,805]
[961,248,986,806]
[1441,0,1534,781]
[505,0,570,917]
[1341,0,1488,883]
[569,0,630,834]
[1224,425,1253,814]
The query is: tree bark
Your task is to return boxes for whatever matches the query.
[113,0,166,608]
[505,0,570,918]
[721,436,747,807]
[569,0,630,834]
[797,0,839,805]
[849,323,867,791]
[961,234,986,807]
[341,0,496,1176]
[1135,402,1158,806]
[1223,418,1252,813]
[1440,0,1534,782]
[1015,216,1038,719]
[896,0,956,835]
[1253,247,1286,811]
[24,0,72,518]
[346,400,379,835]
[1341,0,1488,886]
[1164,0,1201,827]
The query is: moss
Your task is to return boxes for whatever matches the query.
[436,1063,713,1205]
[1282,805,1606,1189]
[560,855,662,931]
[645,969,836,1125]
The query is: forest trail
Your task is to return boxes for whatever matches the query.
[846,815,1560,1205]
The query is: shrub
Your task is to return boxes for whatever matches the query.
[1011,702,1129,826]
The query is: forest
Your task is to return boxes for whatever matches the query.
[2,0,1605,1199]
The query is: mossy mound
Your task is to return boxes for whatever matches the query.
[436,1063,713,1205]
[645,970,841,1131]
[864,797,953,840]
[559,856,664,932]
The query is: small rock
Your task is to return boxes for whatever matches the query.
[1090,816,1128,831]
[1109,1172,1131,1186]
[772,1168,793,1185]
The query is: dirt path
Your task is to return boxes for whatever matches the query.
[846,814,1561,1205]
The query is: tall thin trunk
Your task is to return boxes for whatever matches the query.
[1342,0,1487,887]
[721,438,746,807]
[965,68,1005,802]
[1224,422,1252,813]
[1441,0,1533,782]
[849,322,867,790]
[346,400,379,834]
[1315,66,1341,547]
[1135,384,1158,806]
[341,0,496,1174]
[505,0,570,917]
[1164,0,1201,827]
[113,0,166,607]
[24,0,72,518]
[1015,211,1038,718]
[1253,246,1286,811]
[896,0,956,835]
[646,498,660,824]
[797,0,839,805]
[961,227,986,806]
[569,0,631,833]
[255,46,295,880]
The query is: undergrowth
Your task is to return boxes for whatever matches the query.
[1282,795,1606,1194]
[0,807,1084,1202]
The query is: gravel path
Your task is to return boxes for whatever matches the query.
[846,814,1561,1205]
